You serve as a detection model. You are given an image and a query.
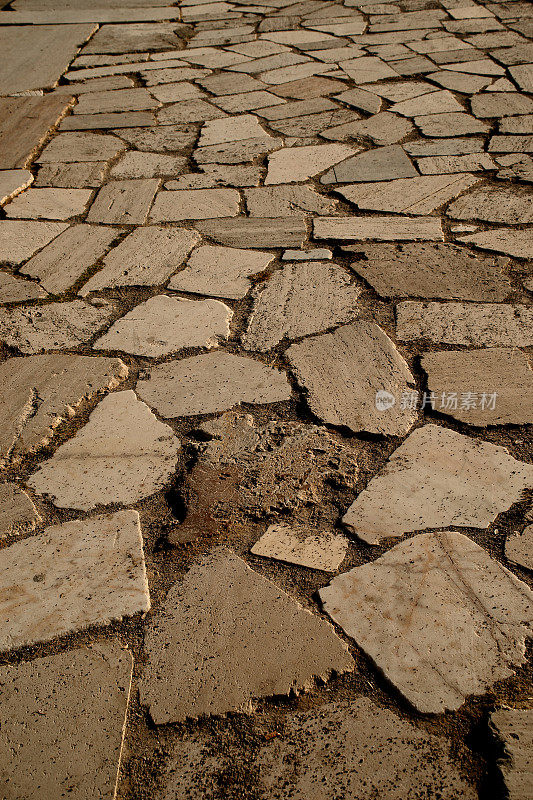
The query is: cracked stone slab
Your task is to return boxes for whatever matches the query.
[168,244,274,299]
[136,351,291,417]
[167,164,262,190]
[83,22,186,54]
[194,136,283,164]
[80,226,200,294]
[87,178,160,225]
[0,299,115,353]
[415,111,490,137]
[0,354,128,461]
[287,321,417,436]
[74,87,160,115]
[458,229,533,259]
[37,131,125,163]
[0,169,33,205]
[244,185,336,216]
[314,215,444,242]
[35,161,108,189]
[198,114,270,146]
[491,708,533,800]
[342,425,533,543]
[338,173,480,214]
[4,188,93,221]
[195,217,307,248]
[471,92,533,118]
[112,125,197,152]
[320,531,533,713]
[0,482,41,538]
[422,349,533,426]
[109,151,187,180]
[157,99,227,124]
[251,524,348,572]
[140,548,354,723]
[264,143,355,184]
[242,261,361,352]
[320,145,417,184]
[95,295,232,357]
[0,272,47,303]
[149,188,240,222]
[0,221,68,264]
[506,525,533,572]
[0,643,133,800]
[447,185,533,225]
[28,391,181,511]
[397,301,533,346]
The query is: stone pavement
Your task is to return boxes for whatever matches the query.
[0,0,532,797]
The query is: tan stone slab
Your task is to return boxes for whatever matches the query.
[0,220,68,263]
[321,111,413,146]
[458,228,533,259]
[198,114,270,147]
[0,510,149,650]
[339,173,480,214]
[251,524,348,572]
[265,143,355,184]
[0,643,133,800]
[157,99,227,124]
[0,95,73,170]
[149,188,240,222]
[0,482,41,538]
[140,548,354,723]
[506,525,533,572]
[417,153,495,174]
[38,131,125,163]
[83,21,185,54]
[0,169,33,205]
[109,151,187,180]
[415,111,490,137]
[0,272,47,303]
[195,135,283,164]
[422,349,533,426]
[243,262,361,352]
[54,75,135,93]
[320,531,533,713]
[35,161,107,188]
[113,125,196,153]
[342,424,533,543]
[136,351,291,417]
[74,87,160,115]
[287,321,417,436]
[60,111,155,130]
[86,179,159,225]
[194,217,307,248]
[166,163,262,189]
[447,185,533,225]
[94,295,232,357]
[320,145,417,185]
[244,185,336,217]
[471,92,533,118]
[168,244,274,299]
[314,215,443,241]
[397,301,533,346]
[0,6,181,23]
[4,187,92,221]
[491,708,533,800]
[28,391,181,510]
[390,89,464,117]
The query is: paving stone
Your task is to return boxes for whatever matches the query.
[333,86,382,113]
[244,185,336,216]
[321,112,414,146]
[0,220,68,264]
[0,643,133,800]
[149,188,240,221]
[109,151,187,180]
[509,63,533,93]
[166,163,262,189]
[114,125,197,152]
[0,482,41,538]
[471,92,533,118]
[267,109,358,138]
[506,525,533,572]
[251,523,348,572]
[198,114,269,147]
[95,295,232,356]
[417,153,495,174]
[54,74,135,93]
[491,708,533,800]
[496,153,533,182]
[390,89,464,117]
[288,321,417,436]
[34,161,108,189]
[60,111,156,131]
[0,272,47,303]
[194,135,283,164]
[0,169,33,205]
[458,228,533,259]
[80,226,200,294]
[259,62,335,85]
[136,351,291,417]
[426,70,492,93]
[365,80,436,102]
[342,424,533,543]
[447,185,533,225]
[339,55,400,83]
[405,138,486,157]
[500,115,533,134]
[415,111,490,136]
[28,391,181,510]
[197,72,268,95]
[21,224,119,294]
[256,97,339,121]
[273,75,348,99]
[320,530,533,713]
[149,81,207,103]
[283,248,332,260]
[157,99,227,124]
[142,66,210,86]
[4,188,93,221]
[264,143,355,184]
[397,301,533,346]
[37,131,125,163]
[168,244,274,299]
[211,90,286,114]
[0,95,73,170]
[0,510,150,649]
[82,21,186,53]
[314,215,443,241]
[140,548,354,723]
[339,173,480,214]
[320,145,417,184]
[74,87,160,115]
[0,299,114,354]
[243,261,361,352]
[0,353,128,461]
[86,178,160,224]
[195,217,307,247]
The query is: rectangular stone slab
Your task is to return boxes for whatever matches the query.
[0,95,73,169]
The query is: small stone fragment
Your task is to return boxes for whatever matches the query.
[282,248,332,260]
[168,245,274,299]
[251,524,348,572]
[0,483,40,537]
[265,143,355,184]
[491,708,533,800]
[506,525,533,572]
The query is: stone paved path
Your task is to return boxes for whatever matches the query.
[0,0,532,798]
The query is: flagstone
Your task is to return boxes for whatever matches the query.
[320,531,533,713]
[166,163,262,189]
[197,72,268,95]
[491,708,533,800]
[149,81,207,103]
[157,99,227,124]
[264,143,355,184]
[87,178,160,224]
[273,75,347,99]
[415,111,490,136]
[259,61,333,84]
[4,188,93,221]
[73,88,159,116]
[321,111,414,145]
[109,151,187,179]
[417,153,495,173]
[333,87,382,113]
[168,244,274,299]
[149,188,240,221]
[364,79,435,101]
[0,643,133,800]
[82,21,186,53]
[338,173,480,214]
[28,391,181,510]
[136,351,291,416]
[0,510,150,650]
[198,115,269,149]
[426,70,492,92]
[142,66,211,85]
[37,131,125,163]
[0,95,73,170]
[447,185,533,224]
[506,525,533,572]
[509,63,533,92]
[340,55,400,82]
[314,215,443,241]
[458,228,533,259]
[194,135,284,164]
[405,137,485,157]
[500,115,533,134]
[320,145,417,184]
[256,97,339,121]
[0,220,68,264]
[471,92,533,118]
[212,90,285,113]
[0,169,33,205]
[54,75,135,93]
[342,424,533,542]
[268,108,357,137]
[140,548,354,723]
[113,125,197,152]
[251,523,348,571]
[390,89,464,117]
[60,111,156,130]
[0,483,41,538]
[35,161,108,189]
[195,216,307,247]
[244,185,336,216]
[0,272,47,303]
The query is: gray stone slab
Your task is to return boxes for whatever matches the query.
[60,111,155,130]
[0,482,41,538]
[447,185,533,225]
[491,708,533,800]
[149,188,240,222]
[0,169,33,205]
[0,220,68,264]
[73,87,159,115]
[339,172,479,213]
[86,178,159,224]
[251,523,348,572]
[314,215,443,241]
[458,228,533,259]
[82,21,186,54]
[320,145,417,184]
[244,185,336,216]
[34,161,107,188]
[321,111,414,146]
[0,272,47,303]
[168,244,274,299]
[194,135,283,164]
[37,131,125,163]
[194,217,307,248]
[265,142,354,184]
[4,187,93,221]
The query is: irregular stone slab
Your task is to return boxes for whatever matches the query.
[265,143,355,184]
[28,391,181,510]
[83,21,185,53]
[251,524,348,572]
[491,708,533,800]
[35,161,107,189]
[0,482,41,538]
[321,111,414,146]
[268,109,358,138]
[287,321,417,436]
[0,95,73,169]
[243,262,361,351]
[0,299,114,354]
[0,643,133,800]
[415,111,490,137]
[37,131,125,163]
[21,224,118,294]
[95,295,232,357]
[405,137,486,157]
[258,97,339,121]
[149,188,240,222]
[283,248,332,261]
[396,301,533,346]
[0,353,127,461]
[167,163,262,190]
[0,510,149,650]
[74,87,159,115]
[506,525,533,572]
[447,185,533,225]
[244,185,336,216]
[471,92,533,118]
[342,424,533,543]
[0,169,33,205]
[314,215,443,241]
[347,242,512,301]
[136,351,291,417]
[390,89,464,117]
[86,178,159,224]
[320,145,417,184]
[334,86,382,113]
[422,349,533,426]
[320,531,533,713]
[195,135,283,164]
[4,187,93,221]
[168,244,274,299]
[0,220,68,264]
[118,124,196,153]
[340,55,399,83]
[140,548,354,723]
[60,111,155,131]
[109,151,187,179]
[339,173,480,214]
[195,217,306,248]
[157,99,227,124]
[458,229,533,259]
[417,153,495,174]
[198,114,269,147]
[0,272,47,303]
[55,75,135,94]
[80,226,200,294]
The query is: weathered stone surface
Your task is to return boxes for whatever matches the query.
[0,482,41,537]
[0,169,33,205]
[342,425,533,543]
[37,131,125,162]
[109,151,187,179]
[283,248,333,261]
[321,112,414,146]
[339,173,480,214]
[35,161,107,189]
[195,136,283,164]
[251,524,348,572]
[0,643,133,800]
[417,153,495,174]
[198,114,269,147]
[168,244,274,299]
[149,188,240,221]
[28,391,181,510]
[347,242,512,300]
[415,111,490,137]
[243,262,361,351]
[157,99,226,124]
[396,301,533,346]
[320,531,533,713]
[4,187,93,221]
[167,164,262,190]
[320,145,417,184]
[136,351,291,417]
[140,548,354,723]
[80,226,200,294]
[74,87,159,115]
[447,185,533,224]
[83,22,185,54]
[0,220,68,264]
[287,321,417,436]
[60,111,156,131]
[334,86,382,113]
[340,55,399,83]
[244,185,336,216]
[87,178,160,224]
[458,228,533,259]
[491,708,533,800]
[314,215,443,241]
[0,95,73,169]
[265,143,355,184]
[506,525,533,572]
[0,299,114,353]
[195,217,307,248]
[0,272,47,303]
[471,92,533,118]
[95,295,232,356]
[112,125,197,152]
[422,349,533,426]
[0,354,127,461]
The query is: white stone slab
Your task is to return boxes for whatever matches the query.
[4,188,93,220]
[0,220,68,263]
[314,215,444,241]
[265,143,355,184]
[251,524,348,572]
[491,708,533,800]
[168,244,274,299]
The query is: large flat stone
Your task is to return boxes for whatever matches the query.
[0,272,47,303]
[320,531,533,713]
[198,113,269,146]
[320,145,417,184]
[506,525,533,572]
[287,321,417,436]
[0,220,68,264]
[168,244,274,299]
[28,390,181,510]
[35,161,107,189]
[4,187,93,221]
[149,188,240,222]
[0,482,41,538]
[471,92,533,118]
[86,178,160,225]
[314,215,443,241]
[491,709,533,800]
[109,151,187,179]
[38,131,125,163]
[265,143,355,184]
[74,87,159,115]
[458,228,533,259]
[244,185,336,216]
[194,217,307,248]
[338,173,480,214]
[140,548,354,723]
[60,111,156,131]
[447,185,533,225]
[194,135,283,164]
[342,424,533,543]
[415,111,490,137]
[0,169,33,205]
[0,96,73,169]
[251,523,348,572]
[321,112,415,146]
[83,22,185,53]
